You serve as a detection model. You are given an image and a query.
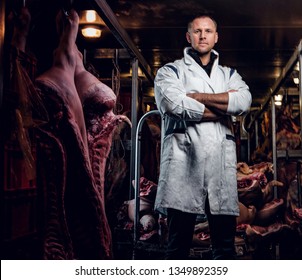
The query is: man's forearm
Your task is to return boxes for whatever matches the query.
[187,91,232,115]
[202,107,222,121]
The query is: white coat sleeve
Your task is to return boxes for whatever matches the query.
[227,69,252,115]
[154,65,205,121]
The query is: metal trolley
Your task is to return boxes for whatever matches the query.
[132,110,163,259]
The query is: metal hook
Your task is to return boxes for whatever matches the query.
[62,9,70,17]
[62,0,74,17]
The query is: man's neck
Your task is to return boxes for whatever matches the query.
[190,48,212,66]
[188,48,217,77]
[200,54,211,66]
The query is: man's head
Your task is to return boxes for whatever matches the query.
[186,13,218,57]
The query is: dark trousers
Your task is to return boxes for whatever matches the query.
[165,201,237,260]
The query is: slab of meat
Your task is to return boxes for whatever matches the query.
[251,100,301,162]
[192,232,211,247]
[284,211,301,229]
[74,50,131,201]
[293,208,302,220]
[131,177,158,202]
[245,222,292,242]
[276,129,301,150]
[237,161,274,176]
[35,9,113,259]
[139,214,157,231]
[237,162,283,208]
[261,179,284,203]
[237,179,263,209]
[285,176,302,230]
[127,197,153,222]
[254,198,284,226]
[5,6,47,181]
[237,202,256,225]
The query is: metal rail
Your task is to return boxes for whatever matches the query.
[132,110,162,259]
[92,0,155,83]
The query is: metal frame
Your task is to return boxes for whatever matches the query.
[132,109,162,259]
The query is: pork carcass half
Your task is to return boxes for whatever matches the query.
[35,10,113,260]
[74,49,131,201]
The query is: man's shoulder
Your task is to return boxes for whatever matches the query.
[166,58,185,67]
[156,59,185,77]
[218,64,237,77]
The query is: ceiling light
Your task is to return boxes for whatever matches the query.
[274,94,283,106]
[81,27,102,38]
[79,10,105,39]
[85,10,98,23]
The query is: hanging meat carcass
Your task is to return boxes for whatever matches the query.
[1,6,50,251]
[74,42,131,202]
[3,6,48,182]
[34,9,129,259]
[284,175,302,227]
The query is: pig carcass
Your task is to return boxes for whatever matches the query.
[35,9,125,259]
[74,50,131,201]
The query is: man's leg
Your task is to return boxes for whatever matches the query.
[165,208,197,259]
[205,198,237,259]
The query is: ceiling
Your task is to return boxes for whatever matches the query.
[5,0,302,109]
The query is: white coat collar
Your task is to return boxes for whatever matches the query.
[183,47,219,92]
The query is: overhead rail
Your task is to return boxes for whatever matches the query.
[93,0,155,84]
[245,39,302,132]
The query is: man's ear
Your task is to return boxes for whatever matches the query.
[186,32,191,43]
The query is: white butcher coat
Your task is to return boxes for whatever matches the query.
[154,47,252,216]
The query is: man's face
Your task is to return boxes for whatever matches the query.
[186,17,218,55]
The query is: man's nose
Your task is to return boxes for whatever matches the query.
[199,31,206,38]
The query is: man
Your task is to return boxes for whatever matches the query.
[154,13,252,259]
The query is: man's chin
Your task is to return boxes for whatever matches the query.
[194,48,210,56]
